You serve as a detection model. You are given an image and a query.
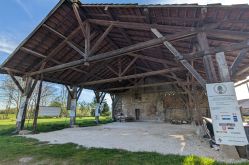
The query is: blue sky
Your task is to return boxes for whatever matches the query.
[0,0,249,107]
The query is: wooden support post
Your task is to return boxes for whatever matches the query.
[197,32,218,83]
[215,52,242,159]
[94,91,106,124]
[216,52,231,82]
[110,94,120,121]
[16,77,32,133]
[33,78,43,133]
[69,87,77,127]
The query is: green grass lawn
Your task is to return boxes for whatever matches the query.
[0,115,248,165]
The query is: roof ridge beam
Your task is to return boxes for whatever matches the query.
[80,67,184,86]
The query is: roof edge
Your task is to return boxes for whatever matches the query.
[0,0,71,71]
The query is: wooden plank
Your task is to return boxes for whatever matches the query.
[89,24,113,56]
[230,49,248,76]
[216,52,230,82]
[80,67,184,86]
[151,28,206,88]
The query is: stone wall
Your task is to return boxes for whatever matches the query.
[113,89,209,122]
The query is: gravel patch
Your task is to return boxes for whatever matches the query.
[24,122,248,163]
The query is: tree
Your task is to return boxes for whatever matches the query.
[77,101,92,117]
[0,75,22,116]
[101,102,110,116]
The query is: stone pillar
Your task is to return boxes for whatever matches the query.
[69,87,77,127]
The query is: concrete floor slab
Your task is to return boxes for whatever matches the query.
[24,122,246,163]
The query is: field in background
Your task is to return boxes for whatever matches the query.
[0,114,111,135]
[0,115,248,165]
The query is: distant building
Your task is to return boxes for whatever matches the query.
[238,99,249,116]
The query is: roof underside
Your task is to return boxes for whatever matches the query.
[2,0,249,92]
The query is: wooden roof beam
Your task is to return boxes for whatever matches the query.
[230,48,249,76]
[7,70,24,93]
[72,2,86,38]
[128,53,177,66]
[28,30,197,76]
[151,28,206,88]
[43,24,86,58]
[120,57,138,76]
[80,67,185,86]
[20,47,87,75]
[89,23,114,56]
[32,25,82,70]
[185,39,249,59]
[102,81,195,92]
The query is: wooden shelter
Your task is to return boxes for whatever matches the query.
[1,0,249,132]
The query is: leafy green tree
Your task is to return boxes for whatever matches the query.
[101,102,110,116]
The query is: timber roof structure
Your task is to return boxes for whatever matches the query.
[1,0,249,92]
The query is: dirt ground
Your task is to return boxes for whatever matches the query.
[24,122,244,163]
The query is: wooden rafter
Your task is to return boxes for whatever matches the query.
[103,81,197,92]
[21,47,87,75]
[28,30,197,76]
[32,25,81,70]
[151,28,206,88]
[185,39,249,59]
[89,23,113,56]
[80,67,184,86]
[88,19,249,41]
[85,21,91,56]
[72,1,86,37]
[43,24,86,58]
[230,48,248,76]
[107,65,119,76]
[120,57,138,76]
[7,71,24,93]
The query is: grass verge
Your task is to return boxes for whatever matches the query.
[0,115,248,165]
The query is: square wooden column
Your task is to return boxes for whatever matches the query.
[69,87,77,127]
[16,77,32,132]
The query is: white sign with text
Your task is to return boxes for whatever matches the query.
[206,82,248,146]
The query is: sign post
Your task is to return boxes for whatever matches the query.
[206,82,248,146]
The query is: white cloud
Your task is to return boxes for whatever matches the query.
[0,34,18,54]
[157,0,248,5]
[16,0,33,19]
